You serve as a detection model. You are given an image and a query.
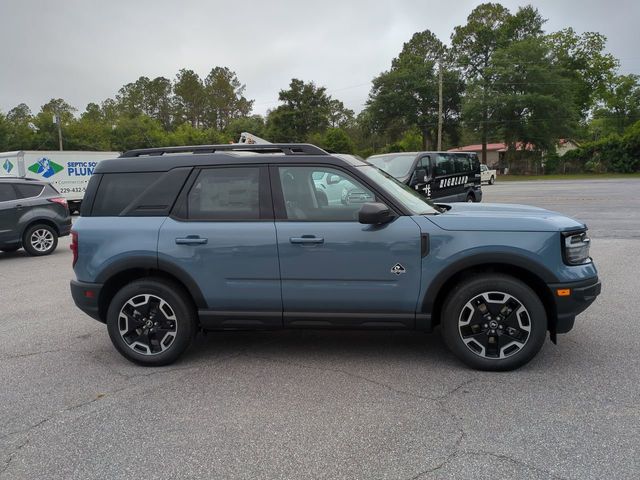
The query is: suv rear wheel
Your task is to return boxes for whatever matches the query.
[440,274,547,371]
[23,224,58,256]
[106,278,196,366]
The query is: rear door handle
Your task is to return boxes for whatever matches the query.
[290,235,324,245]
[15,204,23,210]
[175,235,208,245]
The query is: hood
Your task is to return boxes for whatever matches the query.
[427,202,586,232]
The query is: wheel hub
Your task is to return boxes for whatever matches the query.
[117,294,178,355]
[458,291,532,359]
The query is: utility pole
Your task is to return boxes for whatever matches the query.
[53,113,63,151]
[437,56,443,151]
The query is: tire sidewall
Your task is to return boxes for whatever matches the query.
[441,275,547,371]
[106,279,195,366]
[23,224,58,256]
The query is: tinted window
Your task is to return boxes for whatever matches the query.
[187,167,260,220]
[453,154,471,174]
[280,166,375,221]
[367,154,416,178]
[0,184,16,202]
[92,172,162,216]
[14,184,44,199]
[433,154,454,176]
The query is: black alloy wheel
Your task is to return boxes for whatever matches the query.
[106,278,196,366]
[441,274,547,371]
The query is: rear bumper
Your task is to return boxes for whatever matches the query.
[70,279,104,322]
[473,186,483,202]
[548,276,601,333]
[58,219,72,237]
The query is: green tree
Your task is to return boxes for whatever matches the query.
[202,67,253,130]
[266,79,332,142]
[173,69,204,127]
[487,38,576,166]
[328,99,354,128]
[591,74,640,137]
[547,28,618,116]
[4,103,36,150]
[452,3,544,162]
[366,30,461,149]
[7,103,32,123]
[111,116,166,151]
[224,115,266,141]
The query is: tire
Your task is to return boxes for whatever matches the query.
[106,278,196,366]
[440,274,547,371]
[466,193,475,202]
[22,224,58,256]
[1,245,20,253]
[489,176,495,185]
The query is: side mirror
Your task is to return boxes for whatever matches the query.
[326,174,342,185]
[415,169,427,182]
[358,202,394,225]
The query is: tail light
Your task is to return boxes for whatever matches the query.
[70,231,78,267]
[48,197,68,209]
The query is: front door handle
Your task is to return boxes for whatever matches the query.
[175,235,208,245]
[15,204,23,210]
[290,235,324,245]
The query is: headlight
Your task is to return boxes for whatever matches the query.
[562,230,591,265]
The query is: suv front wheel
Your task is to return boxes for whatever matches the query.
[441,274,547,371]
[106,278,196,366]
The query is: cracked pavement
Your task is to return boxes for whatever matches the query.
[1,179,639,479]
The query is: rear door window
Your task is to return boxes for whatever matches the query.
[0,184,16,202]
[433,154,454,176]
[187,167,261,220]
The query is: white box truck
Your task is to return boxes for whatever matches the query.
[0,150,119,212]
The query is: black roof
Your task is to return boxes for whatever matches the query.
[96,143,367,174]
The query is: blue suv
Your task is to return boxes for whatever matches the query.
[70,144,600,370]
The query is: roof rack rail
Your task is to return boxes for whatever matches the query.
[120,143,327,158]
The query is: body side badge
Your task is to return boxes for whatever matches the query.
[391,263,406,275]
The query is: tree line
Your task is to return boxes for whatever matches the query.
[1,2,639,173]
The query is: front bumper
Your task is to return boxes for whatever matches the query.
[70,279,104,322]
[473,186,483,202]
[547,276,601,333]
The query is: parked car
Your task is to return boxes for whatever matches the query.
[481,164,497,185]
[367,151,482,202]
[0,178,72,255]
[70,143,600,371]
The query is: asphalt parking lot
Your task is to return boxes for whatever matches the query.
[1,179,639,479]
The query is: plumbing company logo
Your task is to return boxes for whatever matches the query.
[2,159,13,174]
[28,157,63,178]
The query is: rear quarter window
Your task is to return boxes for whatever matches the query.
[14,183,44,199]
[91,172,162,216]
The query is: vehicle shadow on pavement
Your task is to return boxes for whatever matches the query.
[179,329,460,369]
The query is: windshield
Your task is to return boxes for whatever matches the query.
[367,154,416,178]
[357,165,440,215]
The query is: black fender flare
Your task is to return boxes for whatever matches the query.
[95,255,207,309]
[421,252,557,313]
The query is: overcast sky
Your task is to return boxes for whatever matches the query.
[1,0,639,117]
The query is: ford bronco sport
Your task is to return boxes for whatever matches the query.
[70,144,600,370]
